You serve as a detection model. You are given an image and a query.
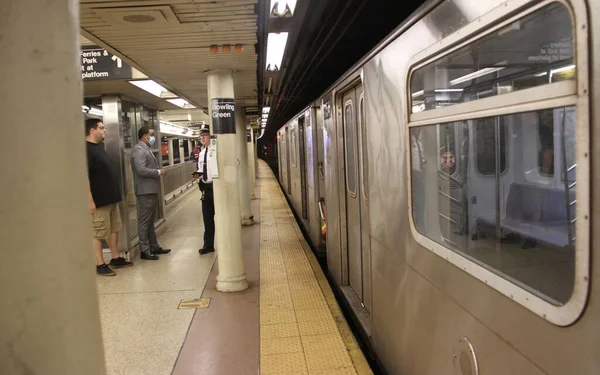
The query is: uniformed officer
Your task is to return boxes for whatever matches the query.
[195,124,215,254]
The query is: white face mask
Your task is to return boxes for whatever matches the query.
[148,136,156,146]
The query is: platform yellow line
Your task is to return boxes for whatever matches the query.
[258,161,373,375]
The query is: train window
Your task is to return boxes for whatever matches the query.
[474,119,507,176]
[290,128,297,166]
[410,2,574,113]
[411,106,577,305]
[344,101,357,195]
[359,96,368,199]
[437,123,459,176]
[537,111,555,176]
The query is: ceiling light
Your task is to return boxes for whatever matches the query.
[129,80,171,98]
[270,0,297,17]
[82,105,104,116]
[263,107,271,114]
[411,90,424,98]
[167,98,196,109]
[435,89,463,92]
[450,62,507,86]
[266,32,289,71]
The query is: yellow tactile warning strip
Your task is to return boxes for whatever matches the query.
[258,161,373,375]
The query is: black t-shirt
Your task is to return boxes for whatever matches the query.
[86,141,122,207]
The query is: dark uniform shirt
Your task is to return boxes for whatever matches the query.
[86,141,122,208]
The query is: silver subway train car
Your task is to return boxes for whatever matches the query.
[276,0,599,374]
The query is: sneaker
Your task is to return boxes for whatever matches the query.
[109,257,134,268]
[97,264,116,276]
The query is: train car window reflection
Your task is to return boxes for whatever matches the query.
[475,119,507,176]
[410,3,574,113]
[291,128,297,166]
[410,106,576,304]
[344,101,357,195]
[538,110,555,176]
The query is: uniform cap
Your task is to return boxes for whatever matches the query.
[199,124,210,134]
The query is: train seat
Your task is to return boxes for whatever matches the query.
[475,182,575,248]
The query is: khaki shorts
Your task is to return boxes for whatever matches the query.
[91,203,122,239]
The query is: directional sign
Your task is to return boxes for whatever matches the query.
[81,46,132,80]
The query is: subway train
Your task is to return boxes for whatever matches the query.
[275,0,599,374]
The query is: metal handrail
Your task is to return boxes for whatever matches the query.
[560,107,575,246]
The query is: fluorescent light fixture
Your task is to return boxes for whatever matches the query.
[266,32,289,71]
[535,72,548,77]
[89,107,104,116]
[262,114,269,120]
[411,90,424,98]
[167,98,196,109]
[159,121,196,138]
[263,107,271,114]
[129,80,171,98]
[270,0,297,17]
[435,89,463,92]
[82,105,104,116]
[450,62,507,86]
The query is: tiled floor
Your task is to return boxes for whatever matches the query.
[96,161,372,375]
[96,189,216,375]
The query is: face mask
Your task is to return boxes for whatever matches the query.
[148,136,156,146]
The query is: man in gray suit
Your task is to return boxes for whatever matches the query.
[131,126,171,260]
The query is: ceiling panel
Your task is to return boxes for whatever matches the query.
[80,0,259,111]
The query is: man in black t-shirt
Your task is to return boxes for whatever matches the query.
[85,118,133,276]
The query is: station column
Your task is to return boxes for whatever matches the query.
[0,0,106,374]
[206,70,249,292]
[167,138,175,165]
[248,128,257,199]
[236,107,254,225]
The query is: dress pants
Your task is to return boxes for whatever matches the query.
[201,186,215,250]
[137,193,160,253]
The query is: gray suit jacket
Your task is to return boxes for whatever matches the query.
[131,141,161,196]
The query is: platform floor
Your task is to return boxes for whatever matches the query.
[96,160,372,375]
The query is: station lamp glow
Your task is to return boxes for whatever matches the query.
[449,61,507,86]
[129,80,171,98]
[263,107,271,114]
[270,0,297,17]
[167,98,196,109]
[266,32,289,71]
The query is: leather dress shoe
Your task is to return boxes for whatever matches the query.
[155,247,172,254]
[199,247,215,255]
[141,251,159,260]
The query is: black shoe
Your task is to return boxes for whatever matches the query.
[141,251,159,260]
[199,247,215,255]
[109,257,134,268]
[154,247,171,254]
[97,264,116,276]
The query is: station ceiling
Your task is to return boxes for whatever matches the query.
[80,0,426,139]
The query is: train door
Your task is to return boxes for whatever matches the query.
[357,92,371,312]
[285,126,292,194]
[298,116,309,219]
[342,84,369,309]
[279,131,286,188]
